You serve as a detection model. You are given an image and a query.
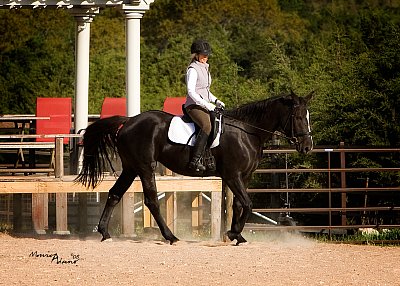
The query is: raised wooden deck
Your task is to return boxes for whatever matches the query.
[0,175,223,240]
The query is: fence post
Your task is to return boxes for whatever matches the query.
[165,192,177,233]
[54,137,64,178]
[211,190,222,241]
[122,192,136,237]
[53,193,70,235]
[327,149,332,236]
[340,141,347,226]
[53,137,69,235]
[31,193,48,234]
[190,192,198,236]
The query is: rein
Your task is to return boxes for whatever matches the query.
[220,105,310,145]
[222,112,296,144]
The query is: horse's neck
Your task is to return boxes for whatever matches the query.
[248,103,282,139]
[226,99,288,142]
[254,116,279,143]
[226,111,279,143]
[262,104,282,134]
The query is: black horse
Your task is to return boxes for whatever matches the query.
[75,91,313,245]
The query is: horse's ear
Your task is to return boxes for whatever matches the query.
[290,90,300,105]
[282,90,299,106]
[304,90,315,103]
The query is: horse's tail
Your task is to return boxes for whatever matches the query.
[75,115,128,189]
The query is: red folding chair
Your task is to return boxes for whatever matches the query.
[162,97,186,115]
[100,97,126,119]
[36,97,72,144]
[34,97,72,173]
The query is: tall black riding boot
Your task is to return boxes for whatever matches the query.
[188,131,209,172]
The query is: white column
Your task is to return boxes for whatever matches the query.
[124,11,143,116]
[72,9,97,134]
[70,8,98,173]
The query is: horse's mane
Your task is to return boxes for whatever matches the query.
[225,96,283,123]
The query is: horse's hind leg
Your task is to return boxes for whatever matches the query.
[98,170,135,241]
[140,172,179,244]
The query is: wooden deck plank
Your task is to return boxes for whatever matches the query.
[0,142,55,148]
[0,175,222,194]
[0,169,54,173]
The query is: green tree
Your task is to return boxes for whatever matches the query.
[0,9,74,114]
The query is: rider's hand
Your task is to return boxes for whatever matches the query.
[205,102,216,111]
[215,99,225,109]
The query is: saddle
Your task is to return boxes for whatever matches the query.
[167,107,222,171]
[167,107,224,171]
[167,106,224,149]
[185,106,224,146]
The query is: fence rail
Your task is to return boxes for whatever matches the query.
[246,143,400,234]
[254,167,400,173]
[248,187,400,193]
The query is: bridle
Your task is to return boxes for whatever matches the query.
[280,104,312,145]
[221,103,311,146]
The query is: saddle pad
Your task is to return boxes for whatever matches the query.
[168,116,220,148]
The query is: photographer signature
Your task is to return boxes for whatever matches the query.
[29,251,80,265]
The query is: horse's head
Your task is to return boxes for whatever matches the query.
[281,91,314,154]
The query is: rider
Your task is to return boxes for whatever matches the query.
[184,39,225,172]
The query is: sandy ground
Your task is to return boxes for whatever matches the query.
[0,232,399,286]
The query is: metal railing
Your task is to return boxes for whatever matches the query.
[246,143,400,233]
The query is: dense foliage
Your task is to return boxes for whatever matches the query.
[1,0,399,147]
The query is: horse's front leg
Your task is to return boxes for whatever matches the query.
[226,197,248,245]
[140,172,179,245]
[225,177,253,245]
[98,171,135,241]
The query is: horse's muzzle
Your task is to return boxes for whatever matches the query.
[295,135,313,154]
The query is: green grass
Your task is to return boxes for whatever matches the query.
[309,228,400,246]
[0,223,12,233]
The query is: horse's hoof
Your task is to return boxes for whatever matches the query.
[226,231,237,241]
[226,231,247,245]
[102,238,113,243]
[235,234,248,246]
[169,236,179,245]
[100,233,112,242]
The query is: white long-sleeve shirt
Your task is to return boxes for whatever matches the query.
[185,61,217,110]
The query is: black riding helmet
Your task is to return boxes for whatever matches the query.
[190,39,212,56]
